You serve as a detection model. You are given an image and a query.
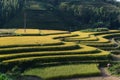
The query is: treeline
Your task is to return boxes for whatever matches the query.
[33,0,120,29]
[37,0,117,5]
[0,0,24,26]
[1,0,120,30]
[57,1,120,29]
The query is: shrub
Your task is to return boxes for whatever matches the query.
[95,28,109,32]
[81,28,109,32]
[0,73,12,80]
[108,63,120,75]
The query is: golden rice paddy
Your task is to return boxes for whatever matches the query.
[1,29,118,80]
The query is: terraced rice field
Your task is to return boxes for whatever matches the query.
[15,29,39,33]
[0,29,120,80]
[24,64,100,80]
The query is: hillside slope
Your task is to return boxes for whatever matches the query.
[3,0,120,30]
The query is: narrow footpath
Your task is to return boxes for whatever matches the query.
[67,67,120,80]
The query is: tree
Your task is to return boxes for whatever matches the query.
[0,0,24,26]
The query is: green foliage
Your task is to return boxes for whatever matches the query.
[0,73,12,80]
[7,66,21,79]
[58,0,120,29]
[27,1,54,10]
[2,0,120,30]
[81,28,109,32]
[108,63,120,75]
[0,0,23,26]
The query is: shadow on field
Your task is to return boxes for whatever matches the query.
[17,75,43,80]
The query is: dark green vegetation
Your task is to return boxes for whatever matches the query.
[58,0,120,30]
[0,0,120,80]
[81,28,109,32]
[1,0,120,30]
[0,0,24,26]
[0,73,12,80]
[108,63,120,76]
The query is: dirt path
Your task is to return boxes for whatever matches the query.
[67,67,120,80]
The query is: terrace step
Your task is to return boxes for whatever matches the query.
[0,42,80,54]
[97,46,118,51]
[0,45,100,61]
[65,35,99,42]
[0,36,63,48]
[15,29,69,36]
[80,43,116,47]
[0,29,118,73]
[111,54,120,61]
[110,50,120,54]
[1,49,110,65]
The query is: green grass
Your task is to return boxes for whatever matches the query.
[23,64,100,80]
[0,73,12,80]
[108,63,120,76]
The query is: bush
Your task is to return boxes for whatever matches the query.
[81,28,109,32]
[0,73,12,80]
[95,28,109,32]
[108,63,120,75]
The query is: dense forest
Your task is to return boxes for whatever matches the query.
[58,0,120,29]
[1,0,120,30]
[0,0,24,26]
